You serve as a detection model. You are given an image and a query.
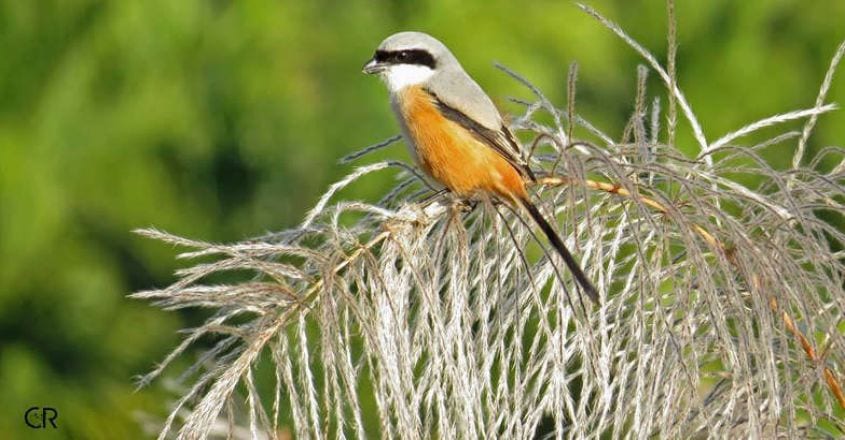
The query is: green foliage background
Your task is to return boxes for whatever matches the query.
[1,1,843,438]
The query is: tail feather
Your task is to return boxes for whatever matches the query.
[519,198,600,304]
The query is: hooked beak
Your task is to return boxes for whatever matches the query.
[362,58,386,74]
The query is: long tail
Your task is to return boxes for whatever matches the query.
[519,197,599,304]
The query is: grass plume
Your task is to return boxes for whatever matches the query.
[134,4,845,438]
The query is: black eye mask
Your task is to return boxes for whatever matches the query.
[374,49,437,69]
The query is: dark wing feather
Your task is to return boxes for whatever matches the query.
[428,89,536,181]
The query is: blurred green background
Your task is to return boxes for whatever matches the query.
[1,0,843,438]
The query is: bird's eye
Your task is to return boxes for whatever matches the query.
[397,51,409,61]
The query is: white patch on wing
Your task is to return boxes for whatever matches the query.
[382,64,435,92]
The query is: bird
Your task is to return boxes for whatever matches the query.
[362,31,599,304]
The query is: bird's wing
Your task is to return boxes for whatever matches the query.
[426,88,535,181]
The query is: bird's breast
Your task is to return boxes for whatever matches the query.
[393,86,526,200]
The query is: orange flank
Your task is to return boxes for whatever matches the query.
[398,86,528,201]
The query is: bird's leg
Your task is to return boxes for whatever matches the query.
[455,193,504,214]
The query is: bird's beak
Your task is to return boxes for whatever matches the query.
[362,58,385,74]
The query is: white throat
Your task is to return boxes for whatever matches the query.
[382,64,435,93]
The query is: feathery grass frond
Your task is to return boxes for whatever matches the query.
[134,6,845,439]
